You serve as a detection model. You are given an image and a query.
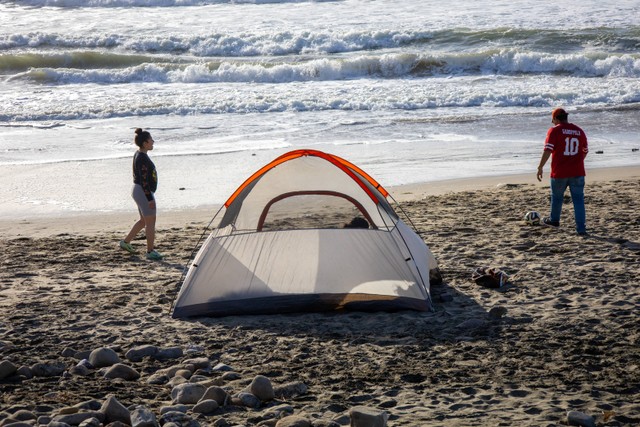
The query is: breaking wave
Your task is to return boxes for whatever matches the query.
[2,27,639,56]
[6,50,640,84]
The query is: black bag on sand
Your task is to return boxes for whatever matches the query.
[472,267,508,288]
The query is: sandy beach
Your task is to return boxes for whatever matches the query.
[1,168,639,426]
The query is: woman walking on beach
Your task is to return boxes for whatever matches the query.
[119,128,163,260]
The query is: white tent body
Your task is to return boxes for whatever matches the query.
[172,150,438,317]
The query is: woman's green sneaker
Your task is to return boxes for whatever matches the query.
[119,240,136,254]
[146,250,163,260]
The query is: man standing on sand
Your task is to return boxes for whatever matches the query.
[536,108,589,236]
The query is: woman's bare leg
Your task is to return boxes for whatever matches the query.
[124,214,146,243]
[143,214,156,252]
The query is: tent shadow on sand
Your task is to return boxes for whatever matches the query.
[176,276,499,349]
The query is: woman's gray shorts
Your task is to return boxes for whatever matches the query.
[132,184,156,217]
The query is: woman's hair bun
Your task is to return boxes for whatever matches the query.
[135,128,143,135]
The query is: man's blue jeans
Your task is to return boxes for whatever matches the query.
[550,176,586,233]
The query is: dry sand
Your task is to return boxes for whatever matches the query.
[1,168,639,426]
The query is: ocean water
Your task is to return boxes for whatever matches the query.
[1,0,639,218]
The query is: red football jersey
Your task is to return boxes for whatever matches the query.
[544,123,588,178]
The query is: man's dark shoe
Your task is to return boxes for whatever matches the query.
[577,231,589,236]
[542,217,560,228]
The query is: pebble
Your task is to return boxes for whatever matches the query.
[192,399,218,415]
[174,369,192,379]
[236,392,261,409]
[164,364,193,377]
[184,344,205,354]
[34,404,56,412]
[201,386,228,406]
[69,363,91,377]
[182,357,211,371]
[16,366,33,379]
[75,400,102,411]
[11,410,36,421]
[263,404,294,418]
[189,374,210,383]
[274,415,311,427]
[0,360,17,379]
[130,406,159,427]
[146,372,169,385]
[159,411,199,427]
[88,348,120,368]
[221,371,241,381]
[249,375,275,401]
[78,417,101,427]
[101,395,131,425]
[30,362,66,377]
[167,376,188,387]
[125,345,159,362]
[159,405,189,415]
[103,363,140,381]
[212,363,233,372]
[198,377,225,388]
[171,383,207,404]
[53,411,105,425]
[308,421,340,427]
[77,359,93,369]
[36,416,52,425]
[0,422,33,427]
[349,406,388,427]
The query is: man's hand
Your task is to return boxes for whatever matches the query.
[537,151,551,182]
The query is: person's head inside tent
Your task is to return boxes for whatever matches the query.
[344,216,369,229]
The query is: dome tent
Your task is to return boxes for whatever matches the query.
[172,149,439,318]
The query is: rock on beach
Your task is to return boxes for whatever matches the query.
[88,348,120,368]
[0,360,17,379]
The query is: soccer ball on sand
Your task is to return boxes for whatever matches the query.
[524,210,541,225]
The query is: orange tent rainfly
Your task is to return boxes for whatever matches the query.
[172,149,439,317]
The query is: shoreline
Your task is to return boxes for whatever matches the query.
[390,165,640,201]
[2,165,638,239]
